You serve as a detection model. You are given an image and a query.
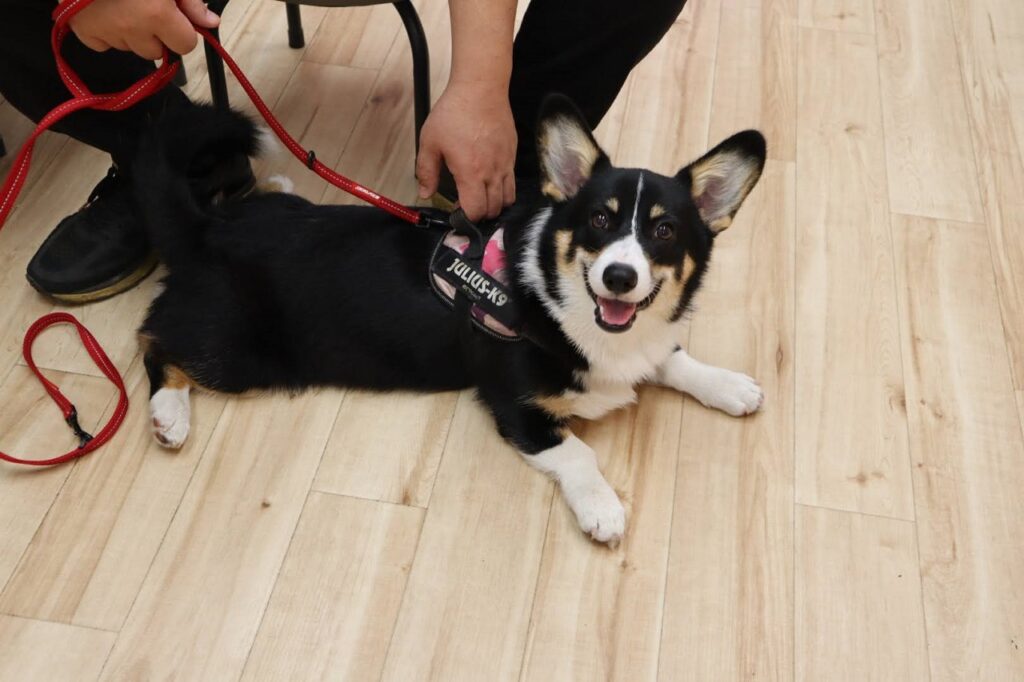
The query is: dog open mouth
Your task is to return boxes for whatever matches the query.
[584,267,663,333]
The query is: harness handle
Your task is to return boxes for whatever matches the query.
[0,314,129,467]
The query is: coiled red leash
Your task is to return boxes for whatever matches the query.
[0,313,129,466]
[0,0,432,466]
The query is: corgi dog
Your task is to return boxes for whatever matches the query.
[135,95,766,546]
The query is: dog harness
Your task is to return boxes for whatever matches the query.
[429,214,523,341]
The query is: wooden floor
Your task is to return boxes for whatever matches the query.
[1,0,1023,679]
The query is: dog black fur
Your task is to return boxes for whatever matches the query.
[136,95,767,544]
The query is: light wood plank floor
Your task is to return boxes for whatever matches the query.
[1,0,1022,679]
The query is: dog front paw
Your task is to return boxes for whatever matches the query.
[564,478,626,546]
[688,367,764,417]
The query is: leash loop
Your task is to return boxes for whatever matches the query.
[1,313,129,467]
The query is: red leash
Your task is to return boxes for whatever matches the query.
[0,313,129,466]
[0,0,429,466]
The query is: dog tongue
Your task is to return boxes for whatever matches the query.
[598,298,637,326]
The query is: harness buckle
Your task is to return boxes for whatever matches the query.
[65,407,94,449]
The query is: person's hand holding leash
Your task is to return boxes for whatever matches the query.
[67,0,220,59]
[417,81,516,221]
[416,0,517,222]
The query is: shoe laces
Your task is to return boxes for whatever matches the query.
[85,167,121,206]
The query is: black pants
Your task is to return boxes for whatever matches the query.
[0,0,686,176]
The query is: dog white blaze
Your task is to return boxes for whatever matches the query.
[630,172,644,236]
[522,434,626,545]
[150,387,191,449]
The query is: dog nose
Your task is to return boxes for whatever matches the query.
[602,263,638,294]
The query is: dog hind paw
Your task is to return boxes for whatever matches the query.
[150,388,191,449]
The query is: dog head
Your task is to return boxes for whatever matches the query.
[521,95,766,342]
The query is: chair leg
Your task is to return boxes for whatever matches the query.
[394,0,430,151]
[170,53,188,87]
[0,134,6,159]
[204,0,230,109]
[286,3,305,49]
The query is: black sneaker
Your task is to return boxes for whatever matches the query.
[26,167,156,303]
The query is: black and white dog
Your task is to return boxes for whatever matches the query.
[136,96,766,545]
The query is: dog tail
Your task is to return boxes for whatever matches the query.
[133,104,262,267]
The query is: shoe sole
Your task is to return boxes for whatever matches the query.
[28,253,160,304]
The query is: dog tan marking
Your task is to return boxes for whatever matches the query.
[670,255,696,283]
[555,230,581,271]
[163,365,194,390]
[605,197,620,213]
[534,393,576,420]
[649,203,665,219]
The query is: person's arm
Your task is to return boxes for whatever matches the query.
[416,0,518,221]
[66,0,220,59]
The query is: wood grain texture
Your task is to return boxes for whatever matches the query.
[948,0,1024,389]
[798,0,873,33]
[795,505,928,681]
[99,390,343,681]
[659,160,795,682]
[794,28,913,520]
[254,61,377,201]
[615,3,720,169]
[0,360,226,631]
[183,0,328,112]
[0,102,69,193]
[303,2,402,69]
[242,492,422,681]
[379,393,552,682]
[876,0,984,223]
[0,615,115,682]
[520,388,682,682]
[321,0,452,207]
[314,390,457,507]
[708,0,797,162]
[0,368,115,590]
[893,214,1024,680]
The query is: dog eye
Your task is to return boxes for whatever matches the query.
[591,210,610,230]
[655,222,675,240]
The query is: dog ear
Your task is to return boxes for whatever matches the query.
[536,94,609,201]
[678,130,766,233]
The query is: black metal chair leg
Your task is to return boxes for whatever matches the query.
[286,3,305,49]
[205,0,230,109]
[394,0,430,151]
[0,135,6,159]
[170,53,188,87]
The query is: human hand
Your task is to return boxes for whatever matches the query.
[67,0,220,59]
[416,80,517,221]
